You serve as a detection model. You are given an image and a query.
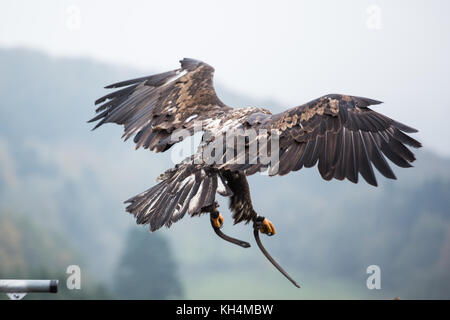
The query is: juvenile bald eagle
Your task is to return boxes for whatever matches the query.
[89,58,421,287]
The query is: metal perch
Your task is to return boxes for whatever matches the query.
[0,279,59,300]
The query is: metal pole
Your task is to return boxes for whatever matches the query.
[0,280,58,293]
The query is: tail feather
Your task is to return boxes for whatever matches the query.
[125,164,231,232]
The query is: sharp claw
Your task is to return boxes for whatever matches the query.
[258,218,276,236]
[211,213,224,229]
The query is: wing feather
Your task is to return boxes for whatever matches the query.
[89,58,231,152]
[213,94,420,186]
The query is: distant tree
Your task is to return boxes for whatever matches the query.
[114,227,183,299]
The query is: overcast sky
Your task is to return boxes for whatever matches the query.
[1,0,449,157]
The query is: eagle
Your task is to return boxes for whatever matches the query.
[89,58,421,287]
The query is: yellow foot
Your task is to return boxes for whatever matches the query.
[211,213,224,229]
[258,218,276,236]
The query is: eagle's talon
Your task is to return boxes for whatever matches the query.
[256,218,276,236]
[211,213,224,229]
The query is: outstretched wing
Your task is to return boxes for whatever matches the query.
[218,94,421,186]
[89,58,231,152]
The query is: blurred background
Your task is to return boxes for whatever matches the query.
[0,0,449,299]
